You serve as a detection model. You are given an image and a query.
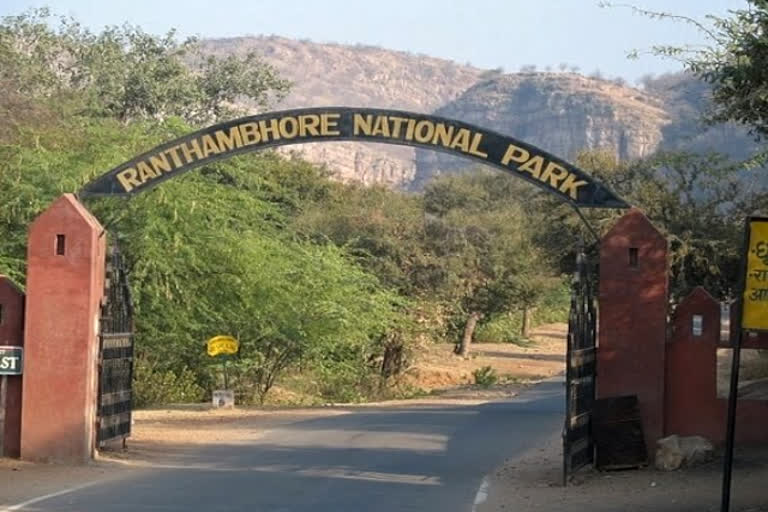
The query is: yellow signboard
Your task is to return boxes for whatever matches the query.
[206,335,239,357]
[742,218,768,330]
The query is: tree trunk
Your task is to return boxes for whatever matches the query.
[521,307,530,338]
[521,306,536,338]
[457,312,481,357]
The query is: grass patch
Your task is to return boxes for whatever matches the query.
[473,366,499,388]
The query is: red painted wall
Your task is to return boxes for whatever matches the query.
[0,276,24,458]
[598,209,668,451]
[20,194,105,463]
[666,287,768,443]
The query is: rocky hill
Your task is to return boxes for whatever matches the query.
[413,73,670,188]
[198,36,759,189]
[199,36,486,186]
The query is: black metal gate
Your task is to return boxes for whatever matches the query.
[97,244,134,446]
[563,247,597,484]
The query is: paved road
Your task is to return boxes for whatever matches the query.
[29,380,564,512]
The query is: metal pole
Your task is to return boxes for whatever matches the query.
[570,204,600,244]
[720,328,743,512]
[0,376,6,457]
[721,218,752,512]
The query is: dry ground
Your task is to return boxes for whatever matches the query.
[479,432,768,512]
[401,323,566,393]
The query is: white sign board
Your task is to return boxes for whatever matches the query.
[0,346,22,376]
[212,390,235,408]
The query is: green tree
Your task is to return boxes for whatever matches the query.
[0,8,290,125]
[614,1,768,144]
[0,8,415,406]
[423,172,561,355]
[294,183,430,295]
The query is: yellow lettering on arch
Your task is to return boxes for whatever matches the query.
[353,114,373,136]
[518,155,545,179]
[559,173,588,200]
[116,168,141,193]
[259,119,281,142]
[239,122,262,146]
[432,123,455,147]
[372,116,391,137]
[321,113,341,136]
[136,161,158,182]
[179,140,204,163]
[540,162,569,189]
[389,117,408,138]
[201,134,221,157]
[468,133,488,158]
[414,120,435,143]
[450,128,471,152]
[215,127,243,151]
[165,146,184,167]
[149,153,172,174]
[279,116,299,139]
[299,115,321,136]
[501,144,530,166]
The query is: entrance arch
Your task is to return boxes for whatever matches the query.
[79,107,628,210]
[14,107,636,465]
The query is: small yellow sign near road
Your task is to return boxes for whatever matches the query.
[206,335,239,357]
[742,218,768,330]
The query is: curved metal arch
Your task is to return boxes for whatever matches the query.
[79,107,628,213]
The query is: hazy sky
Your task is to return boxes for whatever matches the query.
[1,0,749,82]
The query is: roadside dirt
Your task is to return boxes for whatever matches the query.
[478,432,768,512]
[402,323,566,392]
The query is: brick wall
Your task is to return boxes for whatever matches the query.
[666,287,768,443]
[20,194,105,463]
[598,209,668,450]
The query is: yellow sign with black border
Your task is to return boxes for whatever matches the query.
[742,217,768,330]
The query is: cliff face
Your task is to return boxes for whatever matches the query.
[199,36,485,186]
[198,37,757,189]
[412,73,670,188]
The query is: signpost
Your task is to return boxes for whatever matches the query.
[721,216,768,512]
[0,346,22,457]
[206,335,239,358]
[0,346,23,376]
[206,336,239,407]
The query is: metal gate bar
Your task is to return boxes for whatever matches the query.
[563,247,597,484]
[97,244,134,446]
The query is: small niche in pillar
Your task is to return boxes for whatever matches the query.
[629,247,639,267]
[55,234,66,255]
[692,314,703,337]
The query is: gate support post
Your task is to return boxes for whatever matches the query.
[20,194,106,463]
[0,276,24,458]
[598,209,668,455]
